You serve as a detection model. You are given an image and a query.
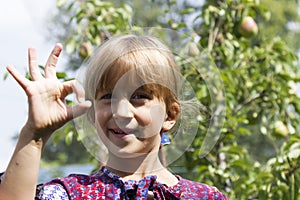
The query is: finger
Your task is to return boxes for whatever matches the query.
[45,43,63,79]
[61,80,92,120]
[60,80,87,102]
[60,80,76,100]
[6,66,30,91]
[73,81,86,103]
[67,101,92,120]
[28,48,43,80]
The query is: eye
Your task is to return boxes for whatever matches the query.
[131,92,151,100]
[99,93,112,100]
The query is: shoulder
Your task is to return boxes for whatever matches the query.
[36,169,114,199]
[35,173,91,200]
[45,167,111,187]
[44,171,107,192]
[36,183,69,200]
[177,177,228,200]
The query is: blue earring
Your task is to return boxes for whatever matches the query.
[161,133,170,145]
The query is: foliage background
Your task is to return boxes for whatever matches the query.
[39,0,300,199]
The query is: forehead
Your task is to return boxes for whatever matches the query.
[97,49,169,93]
[97,68,162,100]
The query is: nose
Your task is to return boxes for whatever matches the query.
[112,98,134,120]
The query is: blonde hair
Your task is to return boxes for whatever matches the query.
[84,34,182,123]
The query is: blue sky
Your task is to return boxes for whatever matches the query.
[0,0,57,171]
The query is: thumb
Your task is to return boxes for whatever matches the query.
[68,100,92,120]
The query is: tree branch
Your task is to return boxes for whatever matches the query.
[233,91,265,114]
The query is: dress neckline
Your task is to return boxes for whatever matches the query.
[96,166,183,190]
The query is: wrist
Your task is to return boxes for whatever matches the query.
[19,125,52,149]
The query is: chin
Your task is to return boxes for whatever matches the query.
[110,145,159,159]
[112,149,147,158]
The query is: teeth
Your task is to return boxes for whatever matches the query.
[113,129,125,134]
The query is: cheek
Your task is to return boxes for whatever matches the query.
[138,104,166,127]
[150,104,166,124]
[94,104,111,127]
[137,109,151,126]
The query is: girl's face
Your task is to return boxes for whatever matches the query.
[94,82,172,158]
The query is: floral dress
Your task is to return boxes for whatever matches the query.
[32,166,228,200]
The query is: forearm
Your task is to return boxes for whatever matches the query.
[0,126,50,199]
[1,44,89,199]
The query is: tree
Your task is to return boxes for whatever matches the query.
[41,0,300,199]
[177,0,300,199]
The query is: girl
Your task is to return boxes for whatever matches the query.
[0,34,227,199]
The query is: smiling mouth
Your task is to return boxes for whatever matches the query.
[109,129,131,138]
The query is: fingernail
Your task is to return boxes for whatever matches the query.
[78,97,85,103]
[56,43,63,49]
[85,100,92,107]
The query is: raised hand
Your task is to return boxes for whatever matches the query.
[6,44,91,140]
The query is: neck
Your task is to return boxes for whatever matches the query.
[105,150,179,186]
[106,151,165,179]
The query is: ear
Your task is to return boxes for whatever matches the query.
[162,102,180,131]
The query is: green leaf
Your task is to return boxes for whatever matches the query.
[65,131,74,146]
[66,39,76,54]
[56,72,67,79]
[180,8,195,15]
[3,71,9,80]
[56,0,67,8]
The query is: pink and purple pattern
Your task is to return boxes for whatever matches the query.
[36,166,228,200]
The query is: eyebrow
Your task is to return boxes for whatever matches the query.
[95,87,112,98]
